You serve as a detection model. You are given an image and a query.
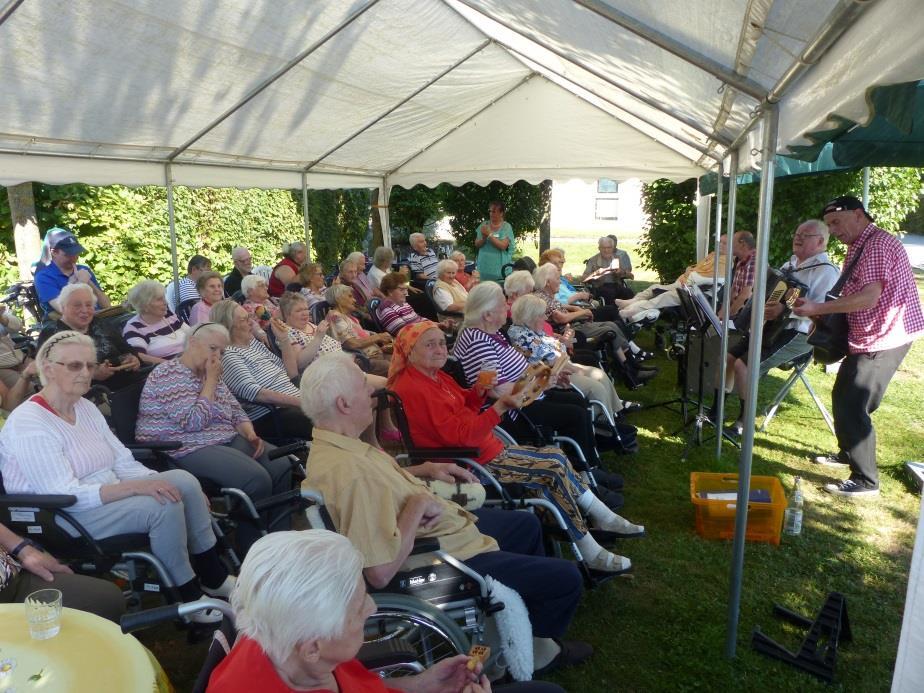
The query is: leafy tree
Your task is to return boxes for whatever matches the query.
[638,178,699,282]
[440,180,546,253]
[640,168,922,281]
[303,189,371,269]
[388,185,444,245]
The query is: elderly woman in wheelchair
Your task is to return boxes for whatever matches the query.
[301,353,593,678]
[0,331,233,622]
[207,530,500,692]
[135,321,294,554]
[389,320,644,575]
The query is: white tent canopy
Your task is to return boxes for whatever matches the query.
[1,0,921,191]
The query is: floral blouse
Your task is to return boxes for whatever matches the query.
[507,324,565,366]
[327,311,383,359]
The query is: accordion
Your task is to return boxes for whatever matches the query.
[733,267,807,343]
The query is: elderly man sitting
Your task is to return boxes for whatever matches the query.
[408,232,439,280]
[614,235,729,323]
[224,246,253,297]
[301,352,592,678]
[581,236,633,303]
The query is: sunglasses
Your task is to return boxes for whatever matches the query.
[52,360,97,372]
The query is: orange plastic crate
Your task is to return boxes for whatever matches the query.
[690,472,786,545]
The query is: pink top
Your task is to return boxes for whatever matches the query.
[843,223,924,353]
[188,299,214,326]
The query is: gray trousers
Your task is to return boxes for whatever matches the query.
[63,469,215,586]
[175,435,293,551]
[1,570,125,623]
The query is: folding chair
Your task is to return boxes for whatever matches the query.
[760,351,835,436]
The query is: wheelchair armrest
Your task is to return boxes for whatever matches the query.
[410,537,440,555]
[406,447,481,460]
[0,494,77,509]
[250,489,307,513]
[268,441,309,459]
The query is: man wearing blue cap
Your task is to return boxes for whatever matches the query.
[33,228,111,315]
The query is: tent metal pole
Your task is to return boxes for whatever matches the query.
[448,0,731,147]
[571,0,765,100]
[721,0,876,154]
[387,73,535,177]
[380,177,392,249]
[862,167,871,206]
[715,150,739,458]
[167,0,382,161]
[164,163,181,305]
[711,160,724,312]
[301,172,311,256]
[725,106,778,659]
[500,43,719,161]
[304,40,491,172]
[0,0,26,28]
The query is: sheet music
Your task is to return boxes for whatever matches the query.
[689,284,724,333]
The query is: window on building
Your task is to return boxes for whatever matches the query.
[596,179,619,194]
[595,198,619,221]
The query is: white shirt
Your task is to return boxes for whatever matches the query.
[367,265,387,289]
[781,251,840,333]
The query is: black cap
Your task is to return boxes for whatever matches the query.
[821,195,874,222]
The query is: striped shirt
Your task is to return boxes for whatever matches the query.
[451,327,528,387]
[287,325,342,362]
[165,276,198,312]
[408,249,439,279]
[731,251,756,304]
[136,359,250,458]
[376,300,424,336]
[0,398,155,512]
[122,311,190,359]
[220,338,299,420]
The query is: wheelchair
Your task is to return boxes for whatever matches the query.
[300,488,505,677]
[372,387,626,589]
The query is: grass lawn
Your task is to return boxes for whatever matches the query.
[548,229,661,284]
[142,272,924,692]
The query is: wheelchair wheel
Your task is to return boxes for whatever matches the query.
[365,593,470,678]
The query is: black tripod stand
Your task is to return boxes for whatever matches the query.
[671,288,739,460]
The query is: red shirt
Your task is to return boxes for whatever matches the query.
[731,250,756,305]
[207,637,402,693]
[842,223,924,353]
[269,258,300,297]
[391,365,503,463]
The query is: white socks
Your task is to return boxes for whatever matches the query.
[578,490,644,534]
[533,637,561,670]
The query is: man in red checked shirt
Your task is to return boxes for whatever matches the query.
[794,196,924,498]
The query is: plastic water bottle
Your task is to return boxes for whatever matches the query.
[783,476,804,536]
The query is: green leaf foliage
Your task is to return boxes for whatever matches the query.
[303,189,372,270]
[640,168,921,281]
[440,180,546,252]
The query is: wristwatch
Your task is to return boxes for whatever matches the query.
[9,538,41,559]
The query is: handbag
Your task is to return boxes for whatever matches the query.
[807,242,865,364]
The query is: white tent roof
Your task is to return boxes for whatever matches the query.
[0,0,921,190]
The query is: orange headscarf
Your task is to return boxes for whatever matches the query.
[386,320,440,387]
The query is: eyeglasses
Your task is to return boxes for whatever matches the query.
[793,232,822,239]
[52,360,97,372]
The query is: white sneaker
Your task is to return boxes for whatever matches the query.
[202,575,236,600]
[629,308,660,324]
[586,549,632,573]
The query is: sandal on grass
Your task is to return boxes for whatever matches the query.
[592,515,646,538]
[586,548,632,574]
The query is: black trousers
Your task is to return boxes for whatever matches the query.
[1,570,125,623]
[832,342,912,488]
[502,390,600,467]
[252,407,313,441]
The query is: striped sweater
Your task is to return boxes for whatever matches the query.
[450,327,528,387]
[122,311,190,359]
[220,339,299,420]
[136,359,250,458]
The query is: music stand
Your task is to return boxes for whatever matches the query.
[674,285,739,460]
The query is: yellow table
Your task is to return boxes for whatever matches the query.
[0,604,161,692]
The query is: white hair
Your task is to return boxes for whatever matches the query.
[184,321,229,349]
[510,293,548,327]
[324,283,352,308]
[503,270,534,298]
[299,352,363,423]
[56,282,95,310]
[463,282,504,328]
[598,236,614,247]
[408,232,425,245]
[373,246,394,268]
[450,250,466,262]
[232,530,364,666]
[345,252,366,268]
[532,262,559,290]
[240,273,268,298]
[231,246,251,261]
[36,330,95,386]
[798,219,830,244]
[339,258,356,275]
[436,259,457,277]
[126,280,165,314]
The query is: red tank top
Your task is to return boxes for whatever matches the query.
[268,257,300,297]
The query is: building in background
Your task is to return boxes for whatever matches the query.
[550,178,645,237]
